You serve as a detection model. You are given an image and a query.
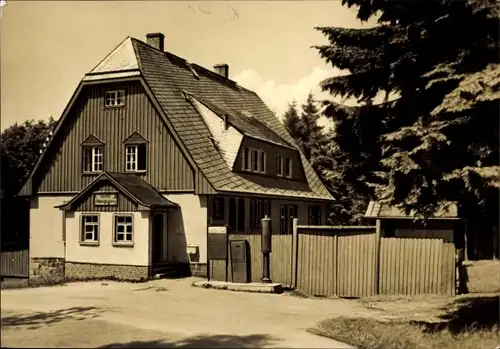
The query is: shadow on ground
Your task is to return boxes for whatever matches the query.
[411,295,500,334]
[99,334,278,348]
[0,306,104,330]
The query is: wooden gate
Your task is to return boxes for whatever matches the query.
[1,247,29,278]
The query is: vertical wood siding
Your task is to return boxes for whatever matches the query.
[37,81,194,193]
[209,260,227,281]
[296,228,377,297]
[74,181,138,212]
[208,233,293,286]
[0,249,29,277]
[208,221,457,298]
[379,237,456,296]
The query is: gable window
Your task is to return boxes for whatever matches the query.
[105,90,125,107]
[124,132,148,173]
[80,214,99,245]
[308,205,322,225]
[82,146,104,173]
[212,197,225,221]
[114,214,133,245]
[125,144,147,172]
[276,155,283,177]
[285,157,292,178]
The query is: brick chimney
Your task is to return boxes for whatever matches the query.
[214,64,229,79]
[146,33,165,51]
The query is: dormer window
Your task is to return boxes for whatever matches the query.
[242,147,266,174]
[123,132,148,173]
[125,145,147,172]
[276,155,283,177]
[83,146,103,173]
[285,157,292,178]
[81,134,104,173]
[105,90,125,107]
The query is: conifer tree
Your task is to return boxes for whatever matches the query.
[314,0,499,245]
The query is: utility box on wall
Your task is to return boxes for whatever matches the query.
[230,240,250,283]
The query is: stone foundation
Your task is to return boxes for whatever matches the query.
[30,257,65,285]
[65,262,149,281]
[190,263,207,277]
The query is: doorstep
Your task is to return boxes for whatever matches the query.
[192,280,283,294]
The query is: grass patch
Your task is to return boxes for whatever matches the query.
[310,295,500,349]
[310,317,499,349]
[465,260,500,293]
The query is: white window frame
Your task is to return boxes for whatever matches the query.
[259,150,266,174]
[113,214,134,246]
[126,145,138,172]
[92,146,103,172]
[242,147,266,174]
[80,214,99,244]
[83,146,103,173]
[285,157,292,178]
[105,90,126,107]
[276,155,283,177]
[250,149,259,172]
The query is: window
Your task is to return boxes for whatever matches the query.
[237,198,245,232]
[114,215,133,245]
[80,214,99,244]
[212,197,225,221]
[242,147,266,174]
[308,205,322,225]
[289,204,298,232]
[249,199,261,230]
[243,148,250,170]
[276,155,283,177]
[251,149,259,172]
[285,157,292,178]
[280,205,289,234]
[249,199,271,231]
[260,151,266,174]
[105,90,125,107]
[125,144,147,172]
[228,197,237,231]
[82,146,103,173]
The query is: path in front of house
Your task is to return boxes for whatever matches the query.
[0,277,379,348]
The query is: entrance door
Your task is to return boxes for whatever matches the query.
[152,212,165,264]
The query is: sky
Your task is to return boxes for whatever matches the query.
[1,1,378,130]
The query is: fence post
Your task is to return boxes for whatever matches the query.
[375,219,381,295]
[291,218,299,289]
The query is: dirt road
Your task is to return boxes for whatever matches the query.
[0,277,374,348]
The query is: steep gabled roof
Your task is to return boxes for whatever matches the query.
[57,172,178,211]
[130,38,333,200]
[21,35,334,201]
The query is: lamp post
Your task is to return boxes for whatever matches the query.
[261,215,272,283]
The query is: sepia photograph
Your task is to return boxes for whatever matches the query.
[1,1,499,348]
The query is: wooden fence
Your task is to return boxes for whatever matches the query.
[208,219,456,297]
[0,248,29,278]
[209,233,293,286]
